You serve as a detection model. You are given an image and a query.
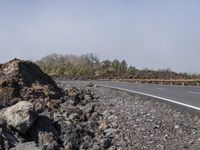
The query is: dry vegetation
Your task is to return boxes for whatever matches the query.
[36,53,199,80]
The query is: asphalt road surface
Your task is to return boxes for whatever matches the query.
[65,80,200,110]
[96,81,200,110]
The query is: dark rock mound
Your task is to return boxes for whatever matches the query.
[0,59,64,103]
[0,60,117,149]
[0,81,116,150]
[133,69,190,79]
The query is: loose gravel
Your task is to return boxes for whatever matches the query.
[64,81,200,150]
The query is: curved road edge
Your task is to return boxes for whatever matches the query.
[96,84,200,112]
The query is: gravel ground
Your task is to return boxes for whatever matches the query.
[64,81,200,150]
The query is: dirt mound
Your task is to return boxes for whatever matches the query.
[0,59,64,102]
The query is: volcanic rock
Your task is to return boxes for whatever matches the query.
[0,118,20,149]
[27,116,59,142]
[0,67,118,149]
[10,142,41,150]
[0,101,38,134]
[38,131,59,149]
[0,59,64,104]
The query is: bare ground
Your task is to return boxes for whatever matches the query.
[65,81,200,150]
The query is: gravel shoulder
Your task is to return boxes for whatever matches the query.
[65,81,200,150]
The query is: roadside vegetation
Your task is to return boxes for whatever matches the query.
[36,53,200,80]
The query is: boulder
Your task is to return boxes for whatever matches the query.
[1,101,37,134]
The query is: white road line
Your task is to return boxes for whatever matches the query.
[155,87,165,90]
[97,84,200,111]
[188,91,200,95]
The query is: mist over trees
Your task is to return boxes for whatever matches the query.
[36,53,137,79]
[36,53,198,79]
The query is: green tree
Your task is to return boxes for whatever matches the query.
[120,60,128,75]
[111,59,120,76]
[127,66,137,76]
[36,53,139,79]
[100,60,111,77]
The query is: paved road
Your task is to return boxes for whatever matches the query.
[65,80,200,110]
[95,81,200,110]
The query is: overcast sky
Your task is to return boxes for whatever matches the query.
[0,0,200,73]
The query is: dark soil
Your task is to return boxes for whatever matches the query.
[0,59,64,107]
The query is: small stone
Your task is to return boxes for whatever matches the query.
[46,101,55,110]
[174,125,179,129]
[99,122,109,131]
[104,128,118,135]
[99,137,112,148]
[92,143,101,150]
[157,144,164,149]
[108,145,116,150]
[38,132,59,149]
[154,124,160,129]
[69,113,79,120]
[87,82,94,87]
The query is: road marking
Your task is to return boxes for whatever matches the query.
[97,84,200,111]
[155,87,165,90]
[188,91,200,95]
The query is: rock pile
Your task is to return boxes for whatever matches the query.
[133,69,190,79]
[0,59,116,150]
[0,59,64,107]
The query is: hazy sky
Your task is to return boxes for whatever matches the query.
[0,0,200,73]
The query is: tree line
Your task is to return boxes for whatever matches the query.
[36,53,137,79]
[36,53,199,79]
